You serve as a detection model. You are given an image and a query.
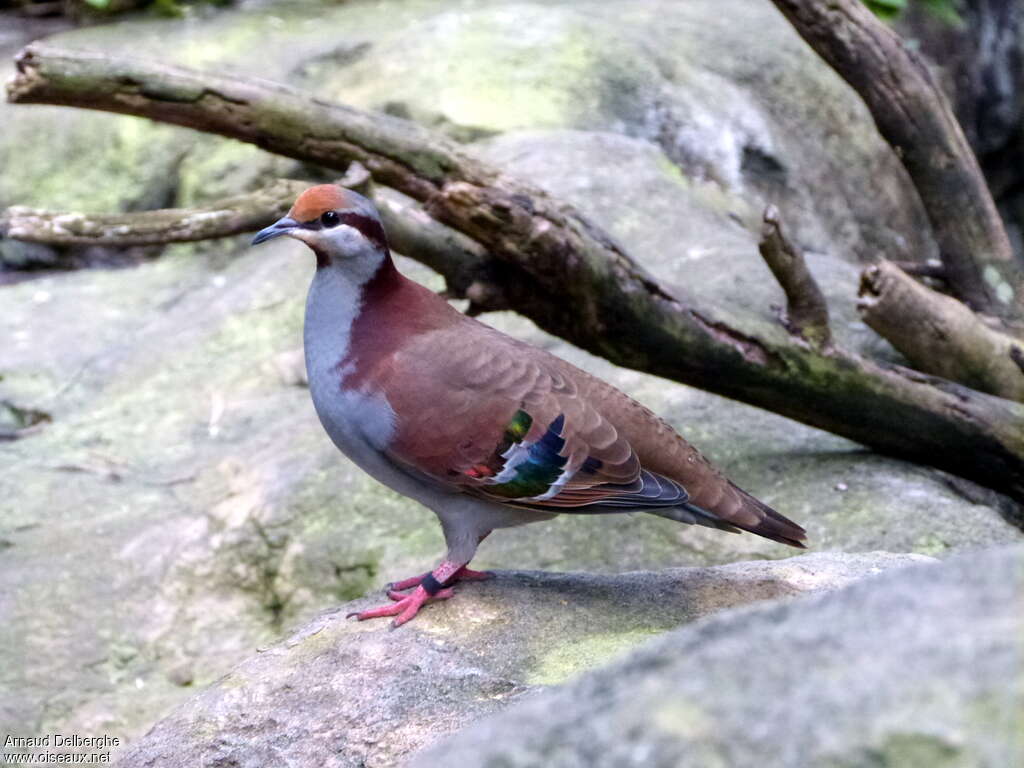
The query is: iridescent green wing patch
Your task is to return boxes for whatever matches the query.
[466,411,569,499]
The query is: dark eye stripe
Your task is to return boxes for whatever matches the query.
[301,211,388,251]
[337,211,388,250]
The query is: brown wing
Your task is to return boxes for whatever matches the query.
[376,319,806,547]
[378,323,647,502]
[539,356,807,546]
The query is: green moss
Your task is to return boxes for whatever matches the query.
[656,152,690,186]
[316,6,659,138]
[872,734,966,767]
[966,690,1024,763]
[825,733,970,768]
[526,628,661,685]
[651,701,730,767]
[913,534,951,557]
[176,138,304,209]
[0,108,183,212]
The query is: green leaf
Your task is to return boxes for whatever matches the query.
[920,0,964,27]
[151,0,185,16]
[863,0,962,26]
[868,0,908,9]
[864,0,906,20]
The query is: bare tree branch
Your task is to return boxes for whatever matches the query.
[892,260,947,281]
[5,44,486,197]
[0,172,512,313]
[859,260,1024,401]
[768,0,1024,319]
[7,44,1024,501]
[758,205,832,348]
[0,179,308,245]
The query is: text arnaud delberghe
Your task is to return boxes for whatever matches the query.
[4,735,121,749]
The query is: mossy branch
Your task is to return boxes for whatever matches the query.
[7,43,1024,501]
[769,0,1024,319]
[5,43,487,197]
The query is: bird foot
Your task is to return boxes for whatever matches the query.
[347,585,454,627]
[387,566,493,592]
[349,564,493,627]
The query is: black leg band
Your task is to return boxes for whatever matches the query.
[421,573,445,596]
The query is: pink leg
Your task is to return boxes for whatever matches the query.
[387,572,430,592]
[387,565,493,592]
[350,560,471,627]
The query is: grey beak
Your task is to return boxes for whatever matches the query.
[252,216,299,245]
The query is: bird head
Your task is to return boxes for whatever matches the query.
[252,185,389,273]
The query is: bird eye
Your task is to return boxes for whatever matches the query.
[320,211,340,227]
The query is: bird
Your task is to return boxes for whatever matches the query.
[252,184,807,626]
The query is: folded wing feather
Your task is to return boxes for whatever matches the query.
[376,322,806,547]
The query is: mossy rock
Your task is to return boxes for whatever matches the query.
[414,546,1024,768]
[1,0,1020,755]
[107,553,930,767]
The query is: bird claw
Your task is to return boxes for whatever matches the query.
[351,563,492,626]
[348,585,454,627]
[385,587,455,602]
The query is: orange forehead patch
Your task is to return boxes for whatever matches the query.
[289,185,352,223]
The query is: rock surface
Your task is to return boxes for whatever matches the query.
[414,545,1024,768]
[106,552,929,768]
[2,0,1022,754]
[3,208,1019,752]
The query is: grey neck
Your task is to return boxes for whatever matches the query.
[304,266,362,393]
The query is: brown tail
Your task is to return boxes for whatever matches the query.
[654,481,807,548]
[717,482,807,548]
